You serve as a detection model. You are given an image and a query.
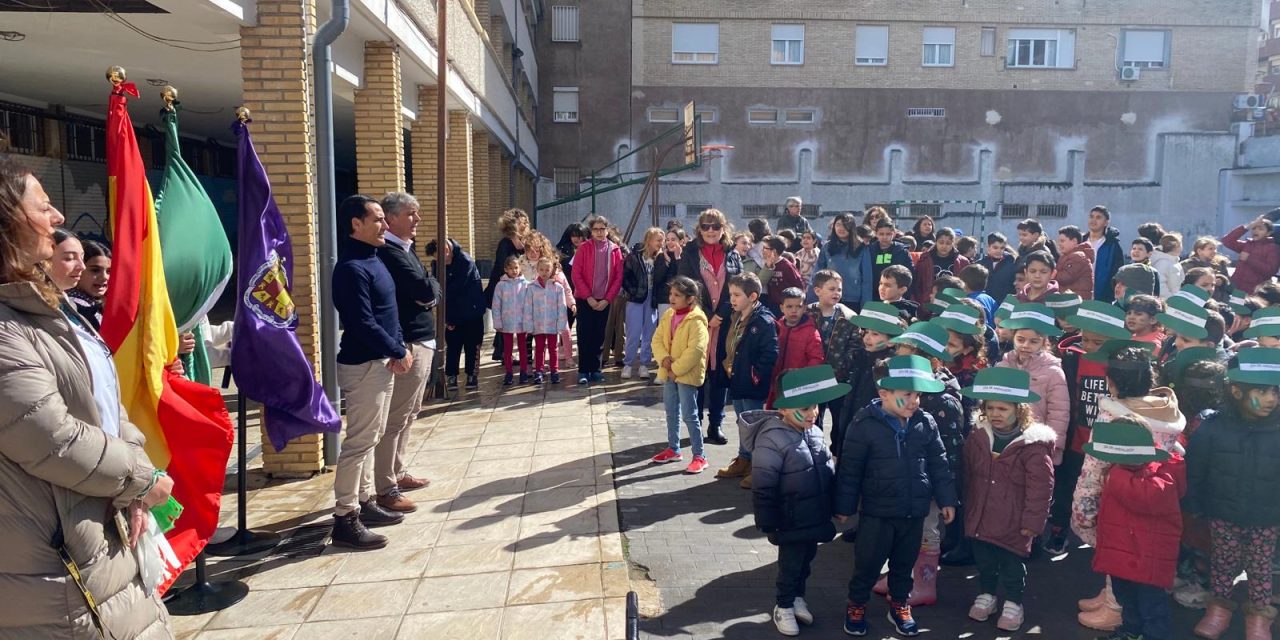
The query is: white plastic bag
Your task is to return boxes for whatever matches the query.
[132,512,182,597]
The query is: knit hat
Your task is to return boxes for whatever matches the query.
[1156,296,1210,340]
[1227,348,1280,386]
[1065,300,1130,340]
[891,321,953,360]
[1044,292,1083,320]
[932,303,983,336]
[1244,307,1280,339]
[994,294,1018,323]
[1168,284,1211,310]
[924,289,962,316]
[1114,263,1159,297]
[1084,421,1170,464]
[1228,288,1253,317]
[852,301,907,336]
[877,355,945,393]
[1084,338,1156,363]
[774,364,852,409]
[1166,346,1220,382]
[961,367,1041,404]
[1001,302,1063,337]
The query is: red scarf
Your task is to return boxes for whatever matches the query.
[700,243,725,274]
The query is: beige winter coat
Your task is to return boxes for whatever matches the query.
[0,281,172,639]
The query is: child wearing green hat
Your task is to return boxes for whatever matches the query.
[997,303,1071,464]
[750,365,849,636]
[960,367,1056,633]
[1124,294,1166,358]
[1245,307,1280,349]
[1087,417,1186,640]
[1184,349,1280,639]
[833,302,907,458]
[835,355,958,637]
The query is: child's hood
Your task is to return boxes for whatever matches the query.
[500,274,526,284]
[1099,387,1186,436]
[999,348,1063,374]
[975,419,1057,449]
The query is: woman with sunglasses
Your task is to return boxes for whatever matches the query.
[677,208,743,445]
[571,215,624,385]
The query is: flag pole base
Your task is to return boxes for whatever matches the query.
[205,528,281,557]
[164,554,249,616]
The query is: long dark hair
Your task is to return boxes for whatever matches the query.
[556,222,585,256]
[824,212,860,257]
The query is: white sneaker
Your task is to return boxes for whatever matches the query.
[1173,581,1210,609]
[620,366,632,379]
[792,597,813,625]
[968,593,998,621]
[772,606,799,636]
[996,601,1024,632]
[637,365,649,379]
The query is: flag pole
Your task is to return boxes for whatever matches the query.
[205,390,281,557]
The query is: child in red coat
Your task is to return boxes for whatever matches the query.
[766,288,825,408]
[1086,417,1186,640]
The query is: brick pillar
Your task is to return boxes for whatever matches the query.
[488,143,508,238]
[471,131,493,258]
[241,0,324,475]
[495,151,512,227]
[410,84,440,262]
[445,110,475,254]
[355,41,405,196]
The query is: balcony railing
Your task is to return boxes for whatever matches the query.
[1260,37,1280,62]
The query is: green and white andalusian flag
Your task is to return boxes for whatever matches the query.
[154,106,233,385]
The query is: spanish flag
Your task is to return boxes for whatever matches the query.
[101,81,234,593]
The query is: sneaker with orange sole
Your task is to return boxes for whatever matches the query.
[685,456,708,474]
[651,448,682,464]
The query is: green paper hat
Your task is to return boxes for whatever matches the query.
[1045,292,1083,320]
[1166,346,1219,382]
[1083,338,1156,363]
[1066,300,1131,340]
[877,355,945,393]
[924,289,961,316]
[1244,307,1280,339]
[994,295,1018,323]
[1084,421,1170,464]
[774,364,852,409]
[891,321,952,360]
[1156,295,1210,340]
[1001,302,1063,337]
[852,301,907,336]
[961,367,1041,404]
[1227,348,1280,385]
[932,303,982,336]
[1167,284,1211,310]
[1228,288,1253,317]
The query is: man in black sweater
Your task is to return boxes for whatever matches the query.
[331,195,414,550]
[375,192,439,514]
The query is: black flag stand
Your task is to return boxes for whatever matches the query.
[207,391,281,556]
[164,552,249,615]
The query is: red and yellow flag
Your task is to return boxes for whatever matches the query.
[102,81,234,593]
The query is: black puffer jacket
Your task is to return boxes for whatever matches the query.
[922,368,969,477]
[837,345,893,439]
[651,251,680,310]
[1184,405,1280,528]
[750,412,838,544]
[834,400,958,518]
[621,245,653,303]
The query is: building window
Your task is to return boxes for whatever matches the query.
[0,105,43,155]
[771,24,804,65]
[672,23,719,64]
[551,6,579,42]
[553,168,580,198]
[784,109,817,124]
[553,87,579,123]
[685,203,712,218]
[651,203,677,219]
[907,107,945,118]
[743,204,777,219]
[855,25,889,65]
[648,108,679,123]
[66,120,107,163]
[922,27,955,67]
[748,108,779,124]
[1006,29,1075,68]
[696,109,717,124]
[1036,204,1069,218]
[980,27,997,56]
[1000,203,1030,219]
[1121,30,1169,69]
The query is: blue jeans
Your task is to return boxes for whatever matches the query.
[1111,576,1172,640]
[664,380,703,457]
[733,398,764,459]
[623,298,656,366]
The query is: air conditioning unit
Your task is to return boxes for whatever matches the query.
[1120,66,1140,81]
[1235,94,1265,110]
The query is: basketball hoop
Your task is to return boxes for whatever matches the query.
[700,143,734,160]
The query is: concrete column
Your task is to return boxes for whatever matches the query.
[410,84,440,262]
[241,0,323,475]
[445,110,476,254]
[471,131,493,258]
[355,41,405,196]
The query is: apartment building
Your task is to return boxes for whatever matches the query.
[536,0,1260,241]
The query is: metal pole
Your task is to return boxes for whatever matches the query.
[435,0,449,396]
[651,148,660,231]
[590,170,596,213]
[314,0,349,465]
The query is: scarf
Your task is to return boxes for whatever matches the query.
[700,245,729,371]
[590,238,613,299]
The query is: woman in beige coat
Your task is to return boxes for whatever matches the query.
[0,158,174,639]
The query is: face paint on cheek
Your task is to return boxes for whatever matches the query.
[1251,395,1262,412]
[896,397,905,408]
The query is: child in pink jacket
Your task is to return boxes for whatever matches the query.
[523,257,573,384]
[995,302,1070,464]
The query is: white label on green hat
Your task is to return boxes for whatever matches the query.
[900,331,945,354]
[1239,362,1280,372]
[1230,293,1246,306]
[1091,442,1158,457]
[1163,306,1202,327]
[783,378,840,398]
[861,309,900,326]
[999,301,1015,311]
[889,367,934,380]
[1010,310,1055,326]
[1074,308,1125,328]
[1170,291,1206,308]
[939,310,975,323]
[973,384,1030,398]
[1045,298,1080,309]
[1252,315,1280,327]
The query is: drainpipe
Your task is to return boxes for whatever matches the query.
[510,1,522,211]
[314,0,349,465]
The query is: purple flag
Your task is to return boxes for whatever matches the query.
[231,120,341,451]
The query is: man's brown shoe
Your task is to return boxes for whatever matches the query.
[715,457,751,479]
[376,489,418,513]
[397,473,431,492]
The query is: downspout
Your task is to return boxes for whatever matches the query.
[509,0,522,212]
[314,0,349,465]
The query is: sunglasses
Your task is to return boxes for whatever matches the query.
[700,223,723,231]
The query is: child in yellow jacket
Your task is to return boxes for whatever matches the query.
[651,276,711,474]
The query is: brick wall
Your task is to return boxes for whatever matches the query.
[488,143,509,247]
[445,111,476,253]
[411,84,442,261]
[355,41,406,196]
[471,131,494,258]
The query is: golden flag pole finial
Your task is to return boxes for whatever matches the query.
[161,85,178,111]
[106,65,126,86]
[235,106,251,123]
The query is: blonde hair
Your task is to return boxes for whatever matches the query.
[523,231,558,263]
[498,208,530,239]
[641,227,665,258]
[981,400,1035,431]
[1192,236,1218,253]
[697,208,734,249]
[535,256,557,274]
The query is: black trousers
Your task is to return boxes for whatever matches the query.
[1048,448,1086,529]
[446,321,483,376]
[972,539,1028,603]
[848,515,924,604]
[696,322,730,428]
[576,301,609,374]
[1112,576,1173,640]
[776,541,819,607]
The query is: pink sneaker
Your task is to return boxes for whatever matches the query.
[651,448,683,464]
[685,456,709,474]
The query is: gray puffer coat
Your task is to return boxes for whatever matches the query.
[748,411,837,544]
[0,282,172,639]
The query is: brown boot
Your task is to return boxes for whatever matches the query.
[1195,598,1237,640]
[716,457,750,479]
[1244,603,1277,640]
[376,489,418,513]
[738,473,752,490]
[397,473,431,491]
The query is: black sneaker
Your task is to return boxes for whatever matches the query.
[519,371,530,384]
[446,375,458,388]
[887,601,919,636]
[503,373,514,386]
[358,499,405,528]
[550,372,561,384]
[532,371,545,384]
[466,374,479,388]
[1043,527,1070,555]
[331,512,388,550]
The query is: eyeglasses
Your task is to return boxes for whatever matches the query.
[700,223,722,231]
